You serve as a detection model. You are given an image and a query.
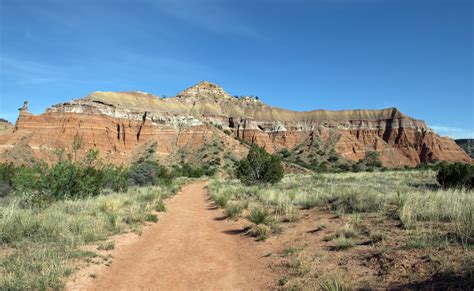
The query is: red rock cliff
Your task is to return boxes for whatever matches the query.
[1,81,471,167]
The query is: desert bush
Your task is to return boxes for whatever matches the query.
[278,149,291,158]
[102,165,129,192]
[235,144,284,185]
[6,150,128,202]
[436,162,473,189]
[353,151,383,172]
[0,163,16,196]
[170,162,216,178]
[0,182,12,197]
[43,161,104,200]
[0,163,15,183]
[129,160,169,186]
[11,164,42,192]
[362,151,383,168]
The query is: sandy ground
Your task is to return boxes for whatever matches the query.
[66,181,276,290]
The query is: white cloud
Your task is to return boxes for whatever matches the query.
[431,126,474,139]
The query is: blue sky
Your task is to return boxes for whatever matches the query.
[0,0,472,138]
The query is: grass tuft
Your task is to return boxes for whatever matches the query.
[224,202,243,219]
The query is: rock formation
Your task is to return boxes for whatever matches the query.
[0,81,471,167]
[456,139,474,159]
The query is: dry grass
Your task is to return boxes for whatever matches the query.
[209,171,473,246]
[209,170,474,289]
[0,178,190,289]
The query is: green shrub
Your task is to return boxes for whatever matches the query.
[436,162,473,188]
[0,162,15,182]
[102,165,129,192]
[236,144,284,185]
[155,200,166,212]
[129,160,169,186]
[354,151,383,171]
[363,151,383,168]
[170,162,216,178]
[278,149,291,158]
[145,214,158,222]
[35,150,104,200]
[11,164,42,192]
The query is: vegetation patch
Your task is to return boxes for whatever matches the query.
[208,170,474,289]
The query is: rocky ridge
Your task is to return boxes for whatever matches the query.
[0,81,471,167]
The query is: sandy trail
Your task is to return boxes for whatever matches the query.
[68,181,275,290]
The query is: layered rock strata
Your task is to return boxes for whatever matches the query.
[1,81,471,167]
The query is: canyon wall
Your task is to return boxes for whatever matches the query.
[0,82,471,167]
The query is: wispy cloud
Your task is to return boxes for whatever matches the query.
[431,125,474,139]
[149,0,264,39]
[0,52,215,89]
[0,56,61,85]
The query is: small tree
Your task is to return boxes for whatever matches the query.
[128,142,170,186]
[102,165,129,192]
[129,160,169,186]
[72,134,84,161]
[362,151,383,168]
[236,144,284,185]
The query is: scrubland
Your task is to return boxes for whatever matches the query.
[0,179,189,289]
[209,170,474,289]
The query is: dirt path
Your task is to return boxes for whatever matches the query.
[67,181,275,290]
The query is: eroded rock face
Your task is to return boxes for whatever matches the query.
[456,139,474,159]
[1,81,471,166]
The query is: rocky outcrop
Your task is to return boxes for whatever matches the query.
[456,139,474,159]
[0,81,471,167]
